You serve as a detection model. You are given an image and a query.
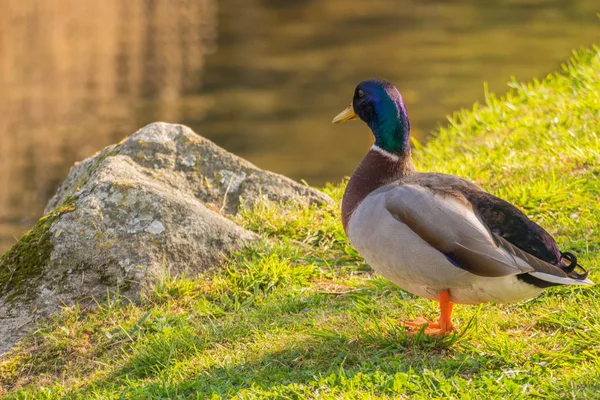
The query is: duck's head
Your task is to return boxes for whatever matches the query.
[332,79,410,155]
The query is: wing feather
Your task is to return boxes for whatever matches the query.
[384,183,577,280]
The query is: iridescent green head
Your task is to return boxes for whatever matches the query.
[333,79,411,156]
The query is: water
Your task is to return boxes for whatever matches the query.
[0,0,598,253]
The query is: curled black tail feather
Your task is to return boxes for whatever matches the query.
[560,251,590,280]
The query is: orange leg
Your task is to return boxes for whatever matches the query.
[403,290,455,336]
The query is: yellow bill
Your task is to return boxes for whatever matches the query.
[332,104,358,124]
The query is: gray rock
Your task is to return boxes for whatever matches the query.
[45,122,331,214]
[0,122,331,356]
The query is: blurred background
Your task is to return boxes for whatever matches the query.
[0,0,598,253]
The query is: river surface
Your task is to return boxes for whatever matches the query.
[0,0,598,253]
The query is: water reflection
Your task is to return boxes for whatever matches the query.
[0,0,598,253]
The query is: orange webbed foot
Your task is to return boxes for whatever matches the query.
[403,317,454,336]
[403,290,456,336]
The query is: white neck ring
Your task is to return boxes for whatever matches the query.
[370,145,400,162]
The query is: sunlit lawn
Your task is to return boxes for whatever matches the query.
[1,46,599,399]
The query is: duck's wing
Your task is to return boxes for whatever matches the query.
[384,174,593,285]
[411,174,563,265]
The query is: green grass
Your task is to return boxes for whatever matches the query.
[1,46,600,399]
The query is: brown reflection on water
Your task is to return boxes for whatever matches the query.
[0,0,598,253]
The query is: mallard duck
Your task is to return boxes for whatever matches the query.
[333,78,594,336]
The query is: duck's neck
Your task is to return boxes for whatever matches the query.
[342,145,415,232]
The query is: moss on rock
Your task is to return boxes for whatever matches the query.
[0,199,77,303]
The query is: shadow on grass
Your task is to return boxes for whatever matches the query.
[65,292,490,399]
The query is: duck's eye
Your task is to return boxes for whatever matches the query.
[357,89,364,98]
